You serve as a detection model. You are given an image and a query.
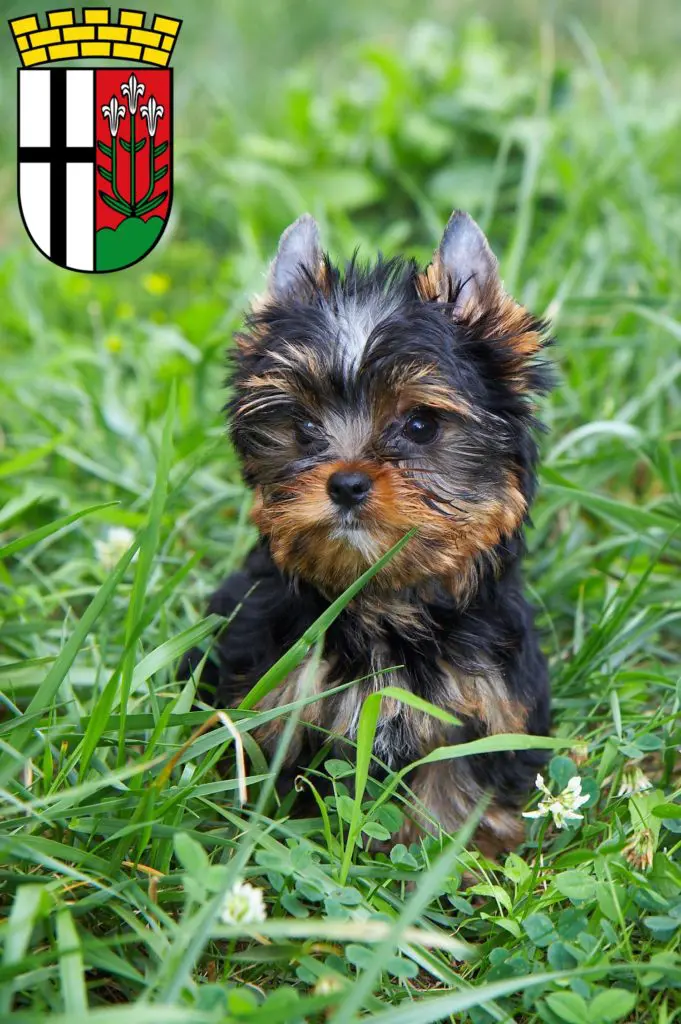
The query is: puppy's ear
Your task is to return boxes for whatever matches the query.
[429,211,501,312]
[266,214,322,302]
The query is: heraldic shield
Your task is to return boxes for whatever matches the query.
[10,10,181,273]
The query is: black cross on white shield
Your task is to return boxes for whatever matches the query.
[18,68,97,272]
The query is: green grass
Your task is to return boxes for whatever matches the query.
[1,5,681,1021]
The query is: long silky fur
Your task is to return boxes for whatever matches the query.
[181,235,555,851]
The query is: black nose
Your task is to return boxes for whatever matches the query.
[327,470,373,509]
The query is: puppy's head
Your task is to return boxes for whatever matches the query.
[229,211,553,596]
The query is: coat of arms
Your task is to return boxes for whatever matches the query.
[9,8,181,273]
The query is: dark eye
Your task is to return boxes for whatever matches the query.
[295,418,324,450]
[403,410,440,445]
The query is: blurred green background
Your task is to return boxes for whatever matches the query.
[1,0,680,642]
[2,0,681,260]
[1,0,679,637]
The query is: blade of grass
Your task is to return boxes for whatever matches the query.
[340,684,572,883]
[344,963,681,1024]
[150,640,326,1004]
[372,731,573,820]
[0,884,51,1015]
[56,908,88,1016]
[117,384,176,763]
[331,799,484,1023]
[0,539,139,783]
[130,614,224,693]
[239,528,416,711]
[78,551,205,780]
[0,502,118,561]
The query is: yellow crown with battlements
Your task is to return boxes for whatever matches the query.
[9,8,181,67]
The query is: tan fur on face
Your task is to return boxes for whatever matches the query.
[236,349,326,421]
[252,458,526,597]
[395,381,477,419]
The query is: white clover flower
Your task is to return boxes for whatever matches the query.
[315,975,344,996]
[121,73,145,114]
[219,881,267,926]
[618,766,653,797]
[523,772,590,829]
[94,526,138,572]
[623,828,655,871]
[102,95,126,137]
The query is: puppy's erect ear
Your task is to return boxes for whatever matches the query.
[266,213,322,302]
[433,210,501,313]
[429,210,552,395]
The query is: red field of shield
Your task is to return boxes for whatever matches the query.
[95,68,172,270]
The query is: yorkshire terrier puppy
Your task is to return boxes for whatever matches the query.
[183,210,554,850]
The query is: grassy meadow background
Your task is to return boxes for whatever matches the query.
[1,1,681,1020]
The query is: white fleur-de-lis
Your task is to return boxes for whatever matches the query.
[102,95,126,137]
[140,96,165,138]
[121,73,145,114]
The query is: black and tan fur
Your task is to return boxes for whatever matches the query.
[181,210,554,850]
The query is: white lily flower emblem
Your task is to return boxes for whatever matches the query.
[121,73,145,114]
[523,772,590,829]
[102,95,126,137]
[140,96,165,138]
